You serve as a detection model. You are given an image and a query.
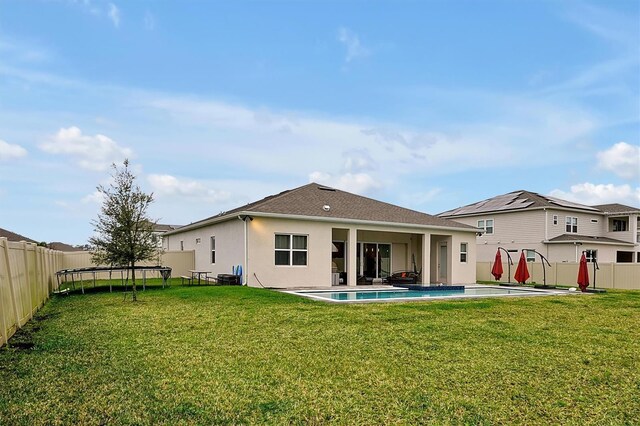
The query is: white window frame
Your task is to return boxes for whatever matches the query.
[460,243,468,263]
[565,216,578,233]
[526,250,536,262]
[553,215,558,225]
[210,236,216,264]
[275,234,308,266]
[180,240,184,251]
[612,218,627,232]
[196,237,201,244]
[477,219,494,235]
[585,249,597,263]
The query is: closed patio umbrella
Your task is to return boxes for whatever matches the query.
[491,250,503,281]
[577,253,589,292]
[514,251,530,284]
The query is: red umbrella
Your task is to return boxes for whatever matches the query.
[491,250,503,281]
[577,253,589,292]
[514,251,530,284]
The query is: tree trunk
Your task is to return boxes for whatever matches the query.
[131,261,137,302]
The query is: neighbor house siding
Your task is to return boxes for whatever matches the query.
[451,210,546,262]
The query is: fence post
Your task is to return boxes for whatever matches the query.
[22,242,34,321]
[1,239,21,332]
[0,238,9,346]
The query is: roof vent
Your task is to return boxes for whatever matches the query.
[322,205,331,212]
[318,186,336,192]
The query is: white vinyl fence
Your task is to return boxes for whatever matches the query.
[477,261,640,290]
[0,238,63,347]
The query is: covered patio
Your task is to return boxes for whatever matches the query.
[331,228,454,286]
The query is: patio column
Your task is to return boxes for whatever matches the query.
[347,227,358,287]
[421,233,431,285]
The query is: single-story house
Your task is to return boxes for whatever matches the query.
[163,183,478,288]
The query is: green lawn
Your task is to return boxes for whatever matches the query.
[1,280,639,425]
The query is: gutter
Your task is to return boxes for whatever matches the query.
[165,210,479,236]
[543,239,635,247]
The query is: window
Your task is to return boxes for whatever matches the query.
[460,243,468,263]
[275,234,308,266]
[526,250,536,262]
[590,219,598,223]
[553,215,558,225]
[565,216,578,233]
[616,251,633,263]
[210,236,216,264]
[477,219,494,235]
[180,240,184,251]
[612,219,627,232]
[196,238,201,244]
[585,249,597,263]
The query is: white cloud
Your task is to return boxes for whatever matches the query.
[147,174,231,202]
[108,3,120,28]
[309,171,381,195]
[0,139,28,160]
[82,190,105,204]
[549,183,640,206]
[596,142,640,180]
[337,27,369,62]
[40,126,133,171]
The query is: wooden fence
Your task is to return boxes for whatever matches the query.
[0,238,63,347]
[477,261,640,290]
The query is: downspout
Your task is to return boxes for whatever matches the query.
[237,215,253,286]
[243,217,248,286]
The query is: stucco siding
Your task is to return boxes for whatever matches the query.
[163,219,245,277]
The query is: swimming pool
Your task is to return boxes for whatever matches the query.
[286,285,567,303]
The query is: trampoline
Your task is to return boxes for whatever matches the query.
[55,266,172,294]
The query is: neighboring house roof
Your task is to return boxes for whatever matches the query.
[591,203,640,215]
[167,183,476,235]
[438,190,600,217]
[0,227,37,243]
[48,242,86,251]
[545,234,634,246]
[153,224,182,233]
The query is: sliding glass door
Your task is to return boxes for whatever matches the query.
[357,242,391,279]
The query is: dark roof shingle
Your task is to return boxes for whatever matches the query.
[591,203,640,214]
[179,183,475,231]
[0,227,37,243]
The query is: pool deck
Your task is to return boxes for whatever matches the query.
[282,284,579,304]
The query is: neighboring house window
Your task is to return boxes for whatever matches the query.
[460,243,468,263]
[612,219,627,232]
[180,240,184,251]
[553,215,558,225]
[565,217,578,233]
[210,236,216,264]
[590,219,598,223]
[275,234,308,266]
[196,238,201,244]
[526,250,536,262]
[477,219,494,235]
[585,249,597,263]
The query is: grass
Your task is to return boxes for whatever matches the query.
[1,279,639,425]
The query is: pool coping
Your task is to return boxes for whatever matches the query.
[282,285,577,304]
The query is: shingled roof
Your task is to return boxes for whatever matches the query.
[171,183,475,233]
[0,227,37,243]
[438,190,600,217]
[546,234,634,245]
[591,203,640,215]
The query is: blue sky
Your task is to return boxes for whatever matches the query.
[0,0,639,245]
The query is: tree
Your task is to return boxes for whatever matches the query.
[89,159,159,301]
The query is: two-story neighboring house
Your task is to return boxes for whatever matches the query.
[438,190,639,264]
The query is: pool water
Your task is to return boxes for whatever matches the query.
[288,285,564,302]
